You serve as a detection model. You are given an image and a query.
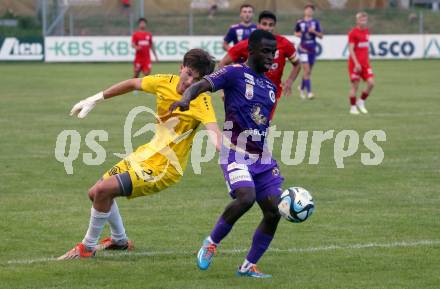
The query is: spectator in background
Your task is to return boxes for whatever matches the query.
[121,0,130,8]
[120,0,131,16]
[208,1,218,19]
[295,4,323,100]
[207,0,230,19]
[222,4,257,51]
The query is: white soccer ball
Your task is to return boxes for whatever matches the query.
[278,187,315,223]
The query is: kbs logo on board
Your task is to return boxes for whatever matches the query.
[0,37,44,61]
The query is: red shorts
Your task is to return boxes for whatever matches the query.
[134,58,152,74]
[348,61,374,82]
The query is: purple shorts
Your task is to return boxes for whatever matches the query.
[220,150,284,201]
[299,52,316,66]
[299,46,316,66]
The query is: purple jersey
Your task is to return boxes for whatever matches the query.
[295,18,321,53]
[224,23,257,44]
[204,64,277,156]
[206,64,284,200]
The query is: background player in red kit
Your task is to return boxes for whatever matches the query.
[348,12,375,115]
[132,18,159,78]
[219,11,301,118]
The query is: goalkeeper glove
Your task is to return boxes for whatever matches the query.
[70,92,104,118]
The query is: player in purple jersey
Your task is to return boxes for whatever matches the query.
[223,4,257,51]
[295,4,323,99]
[170,30,282,278]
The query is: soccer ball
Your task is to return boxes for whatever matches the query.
[278,187,315,223]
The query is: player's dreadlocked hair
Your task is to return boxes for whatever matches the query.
[258,10,277,23]
[183,48,216,77]
[248,29,276,51]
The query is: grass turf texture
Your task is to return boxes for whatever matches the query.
[0,60,439,289]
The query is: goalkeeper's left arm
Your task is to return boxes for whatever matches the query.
[70,78,143,118]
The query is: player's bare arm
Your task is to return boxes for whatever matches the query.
[204,122,222,152]
[169,79,211,112]
[348,43,361,72]
[131,42,140,50]
[217,54,233,101]
[206,124,260,158]
[103,78,143,98]
[282,56,301,97]
[152,42,159,62]
[308,27,323,39]
[222,41,231,52]
[218,54,234,69]
[70,78,143,118]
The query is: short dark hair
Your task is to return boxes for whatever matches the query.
[258,10,277,23]
[183,48,215,77]
[240,4,254,11]
[304,4,315,10]
[248,29,276,50]
[137,17,147,24]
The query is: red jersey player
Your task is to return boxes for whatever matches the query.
[132,18,158,78]
[219,11,300,118]
[348,12,375,114]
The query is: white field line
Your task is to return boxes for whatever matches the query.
[6,239,440,265]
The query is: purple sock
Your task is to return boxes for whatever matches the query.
[210,216,233,244]
[301,78,305,90]
[304,79,311,93]
[245,229,274,264]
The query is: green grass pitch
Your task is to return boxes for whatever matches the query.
[0,60,439,289]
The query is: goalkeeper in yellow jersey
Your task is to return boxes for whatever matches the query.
[58,49,220,260]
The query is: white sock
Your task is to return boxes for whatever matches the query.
[108,201,127,243]
[240,259,254,272]
[207,236,217,245]
[82,207,110,249]
[357,99,365,106]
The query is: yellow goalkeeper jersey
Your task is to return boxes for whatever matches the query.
[134,74,217,175]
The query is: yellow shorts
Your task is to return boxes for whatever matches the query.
[102,153,182,199]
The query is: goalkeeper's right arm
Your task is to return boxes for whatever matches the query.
[70,78,142,119]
